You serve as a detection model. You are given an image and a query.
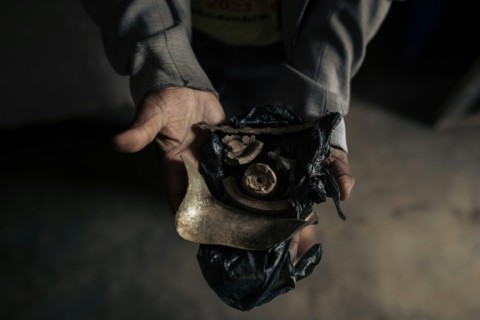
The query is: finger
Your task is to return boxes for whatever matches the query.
[157,122,214,213]
[289,225,318,264]
[159,149,198,213]
[113,96,165,153]
[336,174,355,201]
[289,233,300,264]
[162,159,188,213]
[296,225,317,258]
[327,148,355,201]
[113,124,160,153]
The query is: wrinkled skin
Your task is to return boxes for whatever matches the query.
[114,87,355,261]
[114,87,225,211]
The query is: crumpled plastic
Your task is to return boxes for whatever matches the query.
[197,240,322,311]
[196,106,344,310]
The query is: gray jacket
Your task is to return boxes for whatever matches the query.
[81,0,393,151]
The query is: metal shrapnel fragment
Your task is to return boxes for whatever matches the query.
[174,106,345,311]
[242,163,277,197]
[175,157,316,250]
[222,134,264,165]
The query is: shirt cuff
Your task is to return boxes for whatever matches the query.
[329,117,347,153]
[129,24,217,105]
[269,63,348,152]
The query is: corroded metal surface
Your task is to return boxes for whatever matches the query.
[175,158,315,250]
[242,163,277,197]
[222,134,264,165]
[196,122,315,135]
[222,176,289,214]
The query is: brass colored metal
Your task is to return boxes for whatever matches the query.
[242,163,277,197]
[175,158,315,250]
[222,176,289,214]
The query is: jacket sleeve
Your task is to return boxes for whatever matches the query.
[80,0,216,105]
[271,0,393,152]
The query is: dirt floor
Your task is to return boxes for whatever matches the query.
[1,98,479,320]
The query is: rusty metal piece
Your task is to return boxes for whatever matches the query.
[196,122,315,135]
[175,158,315,250]
[222,176,289,214]
[222,134,264,165]
[242,163,277,197]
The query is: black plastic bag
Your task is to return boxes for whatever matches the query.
[197,106,343,310]
[197,241,322,311]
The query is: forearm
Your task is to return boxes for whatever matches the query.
[81,0,215,105]
[272,0,393,151]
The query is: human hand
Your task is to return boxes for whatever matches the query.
[291,146,355,262]
[113,87,225,212]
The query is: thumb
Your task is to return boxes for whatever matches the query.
[113,101,165,153]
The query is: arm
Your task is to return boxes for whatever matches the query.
[273,0,392,151]
[277,0,394,258]
[271,0,393,200]
[81,0,216,104]
[81,0,225,211]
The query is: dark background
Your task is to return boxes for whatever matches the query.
[1,1,480,319]
[354,0,480,124]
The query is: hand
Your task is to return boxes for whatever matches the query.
[291,147,355,262]
[113,87,225,212]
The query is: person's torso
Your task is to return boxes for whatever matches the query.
[191,0,281,46]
